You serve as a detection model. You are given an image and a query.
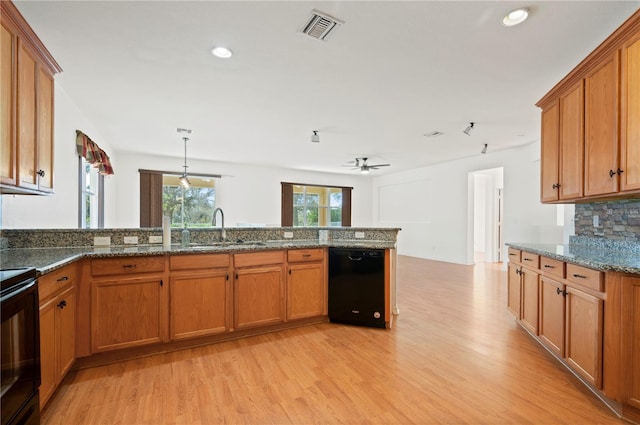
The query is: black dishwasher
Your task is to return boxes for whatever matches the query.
[328,248,385,328]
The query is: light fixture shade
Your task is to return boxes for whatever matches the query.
[211,46,233,58]
[311,130,320,143]
[180,174,190,188]
[463,122,475,136]
[360,168,370,174]
[502,8,529,27]
[481,143,488,154]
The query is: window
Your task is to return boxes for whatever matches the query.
[282,182,351,227]
[162,175,216,228]
[139,169,220,227]
[79,157,104,228]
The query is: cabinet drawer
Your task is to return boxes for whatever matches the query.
[540,256,565,279]
[287,248,324,263]
[39,263,76,303]
[91,256,165,276]
[521,252,540,269]
[170,253,230,271]
[507,248,521,263]
[566,263,604,292]
[234,251,284,268]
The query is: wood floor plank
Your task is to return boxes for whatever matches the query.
[41,256,626,424]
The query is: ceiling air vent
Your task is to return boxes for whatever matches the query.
[301,9,344,41]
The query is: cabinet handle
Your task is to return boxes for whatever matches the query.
[226,274,229,281]
[523,258,533,261]
[572,274,587,279]
[36,169,45,177]
[288,269,291,275]
[302,254,311,258]
[555,287,567,297]
[508,253,516,256]
[552,183,560,189]
[544,265,555,269]
[57,300,67,309]
[609,169,616,177]
[57,276,69,281]
[122,264,137,269]
[160,280,163,287]
[235,274,238,280]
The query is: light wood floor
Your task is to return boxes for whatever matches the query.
[42,256,626,424]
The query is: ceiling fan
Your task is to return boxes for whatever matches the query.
[345,157,391,174]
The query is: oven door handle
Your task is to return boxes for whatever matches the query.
[0,278,37,303]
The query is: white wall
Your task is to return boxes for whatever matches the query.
[114,153,374,228]
[373,142,565,265]
[1,82,118,229]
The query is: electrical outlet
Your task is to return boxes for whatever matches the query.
[593,215,599,227]
[149,235,163,244]
[93,236,111,246]
[355,232,365,239]
[283,231,294,239]
[124,236,138,245]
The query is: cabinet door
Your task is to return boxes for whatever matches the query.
[585,51,620,196]
[520,268,539,335]
[559,81,584,200]
[540,102,560,202]
[539,276,565,357]
[39,296,56,407]
[36,67,54,192]
[234,266,284,329]
[507,264,521,318]
[170,269,229,340]
[621,33,640,192]
[565,286,603,388]
[1,23,16,186]
[622,275,640,409]
[91,276,165,352]
[16,39,38,190]
[57,286,75,378]
[287,262,326,320]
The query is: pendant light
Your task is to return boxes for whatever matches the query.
[179,136,190,188]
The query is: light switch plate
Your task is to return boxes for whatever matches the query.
[149,235,163,244]
[355,232,365,239]
[124,236,138,244]
[283,231,294,239]
[94,236,111,246]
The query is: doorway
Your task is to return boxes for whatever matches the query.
[470,167,504,263]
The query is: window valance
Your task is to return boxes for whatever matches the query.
[76,130,114,175]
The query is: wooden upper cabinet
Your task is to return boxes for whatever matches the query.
[540,102,560,202]
[584,52,620,197]
[620,32,640,192]
[0,1,61,195]
[558,81,584,200]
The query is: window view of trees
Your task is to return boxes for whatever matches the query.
[163,175,215,227]
[293,186,342,227]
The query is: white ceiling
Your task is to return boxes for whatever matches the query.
[14,1,640,175]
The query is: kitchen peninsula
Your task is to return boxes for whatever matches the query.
[0,226,399,409]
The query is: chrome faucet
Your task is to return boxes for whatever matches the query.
[212,207,226,241]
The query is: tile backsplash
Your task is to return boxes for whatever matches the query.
[574,199,640,241]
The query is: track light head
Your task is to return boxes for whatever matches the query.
[463,122,475,136]
[311,130,320,143]
[481,143,488,154]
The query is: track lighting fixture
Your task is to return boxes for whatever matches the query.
[481,143,488,154]
[311,130,320,143]
[463,122,475,136]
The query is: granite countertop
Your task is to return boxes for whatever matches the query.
[0,239,396,275]
[506,242,640,275]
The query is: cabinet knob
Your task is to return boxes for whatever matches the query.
[617,168,624,175]
[36,169,45,177]
[555,287,567,297]
[57,300,67,309]
[609,169,616,177]
[552,183,560,189]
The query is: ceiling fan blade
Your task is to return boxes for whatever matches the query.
[368,163,390,168]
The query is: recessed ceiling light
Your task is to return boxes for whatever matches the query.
[502,8,529,27]
[211,46,233,59]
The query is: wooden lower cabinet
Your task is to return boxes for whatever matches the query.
[39,266,76,409]
[507,263,521,318]
[565,286,604,388]
[287,253,326,321]
[539,276,565,357]
[622,275,640,410]
[91,275,166,352]
[170,268,230,340]
[234,265,284,329]
[520,267,539,335]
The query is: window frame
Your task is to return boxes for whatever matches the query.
[78,156,104,228]
[281,182,352,227]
